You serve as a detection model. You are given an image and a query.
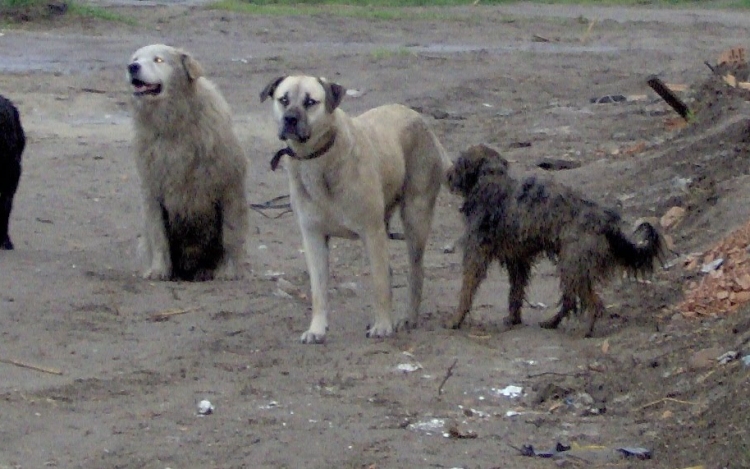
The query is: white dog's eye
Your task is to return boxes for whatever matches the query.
[154,57,164,63]
[278,95,290,106]
[303,97,319,108]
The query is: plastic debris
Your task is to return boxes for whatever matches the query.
[408,418,445,434]
[700,258,724,273]
[616,446,652,459]
[590,94,627,104]
[396,363,422,373]
[496,385,523,398]
[519,442,571,458]
[717,350,739,365]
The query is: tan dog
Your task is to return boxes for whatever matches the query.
[260,75,451,343]
[128,44,248,281]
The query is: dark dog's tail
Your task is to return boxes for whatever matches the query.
[605,222,665,276]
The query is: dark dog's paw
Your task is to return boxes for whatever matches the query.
[0,238,13,250]
[502,316,522,327]
[539,317,561,330]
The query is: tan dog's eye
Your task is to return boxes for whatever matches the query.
[303,97,319,109]
[278,95,290,106]
[154,57,164,63]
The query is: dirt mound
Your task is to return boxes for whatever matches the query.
[677,220,750,317]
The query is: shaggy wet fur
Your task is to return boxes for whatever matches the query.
[0,95,25,250]
[446,144,664,337]
[129,44,248,281]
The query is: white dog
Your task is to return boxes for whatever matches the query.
[261,75,451,343]
[128,44,248,281]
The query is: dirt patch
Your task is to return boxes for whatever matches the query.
[2,4,750,468]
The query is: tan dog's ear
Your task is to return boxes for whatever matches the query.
[318,78,345,113]
[180,52,203,82]
[260,76,286,102]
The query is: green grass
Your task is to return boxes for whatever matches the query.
[369,46,414,60]
[0,0,134,23]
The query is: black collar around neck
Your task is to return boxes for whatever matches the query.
[270,131,337,171]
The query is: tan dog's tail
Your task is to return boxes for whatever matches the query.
[436,140,454,187]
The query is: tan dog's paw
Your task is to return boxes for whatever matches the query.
[444,312,467,330]
[214,259,242,280]
[393,314,418,332]
[143,266,170,280]
[366,320,394,339]
[300,329,326,344]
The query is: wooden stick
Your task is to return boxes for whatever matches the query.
[151,306,199,322]
[647,76,691,120]
[638,397,698,410]
[0,358,63,375]
[438,358,458,396]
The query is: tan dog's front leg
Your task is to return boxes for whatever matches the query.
[141,196,171,280]
[300,228,330,344]
[363,227,394,338]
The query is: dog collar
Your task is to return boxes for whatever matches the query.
[270,132,337,171]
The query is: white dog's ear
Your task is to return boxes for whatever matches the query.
[180,52,203,82]
[260,76,286,103]
[318,78,345,113]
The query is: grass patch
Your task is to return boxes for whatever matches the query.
[0,0,134,23]
[208,0,750,15]
[369,46,414,60]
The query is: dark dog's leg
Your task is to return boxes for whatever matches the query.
[447,248,490,329]
[0,160,21,250]
[505,259,530,327]
[582,286,605,338]
[540,292,576,330]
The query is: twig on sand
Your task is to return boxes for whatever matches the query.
[151,306,199,322]
[250,194,293,219]
[526,370,587,379]
[638,397,698,410]
[0,358,63,375]
[438,358,458,396]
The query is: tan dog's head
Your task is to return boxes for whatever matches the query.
[127,44,203,103]
[448,144,510,196]
[259,75,345,144]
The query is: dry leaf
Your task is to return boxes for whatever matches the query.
[601,339,610,354]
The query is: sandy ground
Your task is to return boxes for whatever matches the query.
[2,3,750,468]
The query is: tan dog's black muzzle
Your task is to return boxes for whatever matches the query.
[280,107,309,142]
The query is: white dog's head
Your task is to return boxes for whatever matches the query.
[127,44,203,102]
[259,75,345,144]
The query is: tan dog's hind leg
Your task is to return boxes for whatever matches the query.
[215,189,248,280]
[300,228,330,344]
[398,195,436,330]
[363,226,394,338]
[142,196,171,280]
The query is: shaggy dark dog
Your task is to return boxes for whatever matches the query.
[0,95,25,250]
[446,144,664,337]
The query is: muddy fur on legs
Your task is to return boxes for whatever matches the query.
[128,44,248,281]
[446,144,664,337]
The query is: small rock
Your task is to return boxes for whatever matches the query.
[688,346,723,370]
[660,206,686,230]
[197,399,214,415]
